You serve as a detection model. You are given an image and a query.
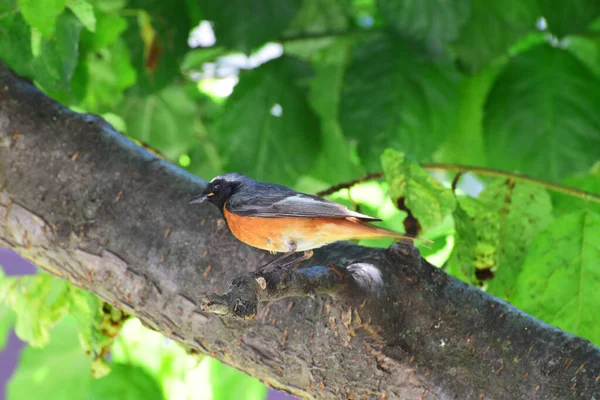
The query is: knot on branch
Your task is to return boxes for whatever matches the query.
[200,261,382,320]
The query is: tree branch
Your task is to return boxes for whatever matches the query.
[1,63,599,399]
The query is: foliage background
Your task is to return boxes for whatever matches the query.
[1,0,599,398]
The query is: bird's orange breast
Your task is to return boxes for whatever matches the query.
[223,208,399,253]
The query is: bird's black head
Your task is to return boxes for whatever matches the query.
[189,172,249,211]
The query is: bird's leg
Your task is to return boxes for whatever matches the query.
[256,242,297,272]
[276,250,314,269]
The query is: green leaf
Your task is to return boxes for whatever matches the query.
[88,0,125,13]
[81,9,127,50]
[216,57,321,185]
[7,318,92,400]
[453,0,539,72]
[377,0,470,53]
[80,38,137,112]
[123,0,192,93]
[208,357,268,400]
[307,40,364,184]
[34,11,82,92]
[340,36,460,169]
[551,163,600,216]
[564,35,600,79]
[0,11,34,77]
[17,0,67,38]
[484,44,600,182]
[538,0,600,37]
[181,47,225,72]
[67,0,95,32]
[438,61,504,166]
[0,303,16,351]
[476,181,554,299]
[121,84,200,160]
[511,210,600,346]
[0,273,71,347]
[381,149,456,232]
[200,0,302,53]
[89,363,164,400]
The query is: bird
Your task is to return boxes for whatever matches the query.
[190,172,419,268]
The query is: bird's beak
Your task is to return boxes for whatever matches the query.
[189,192,213,204]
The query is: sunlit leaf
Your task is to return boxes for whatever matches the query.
[551,163,600,216]
[511,210,600,346]
[208,357,268,400]
[484,44,600,182]
[34,11,82,92]
[17,0,67,38]
[67,0,96,32]
[381,149,456,232]
[340,35,460,169]
[89,363,164,400]
[377,0,470,53]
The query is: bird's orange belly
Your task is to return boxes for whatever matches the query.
[223,209,378,253]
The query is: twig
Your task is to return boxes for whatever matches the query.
[316,164,600,204]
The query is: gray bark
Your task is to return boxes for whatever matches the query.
[0,64,598,400]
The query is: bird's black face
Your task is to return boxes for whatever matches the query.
[190,174,244,211]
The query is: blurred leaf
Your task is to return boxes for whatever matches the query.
[564,35,600,79]
[67,0,95,32]
[80,39,137,112]
[121,84,199,160]
[475,182,553,298]
[377,0,470,53]
[438,61,504,166]
[340,36,460,170]
[381,149,456,232]
[17,0,67,38]
[123,0,192,93]
[0,303,16,351]
[34,11,82,92]
[89,363,164,400]
[88,0,125,13]
[453,0,538,72]
[7,318,92,400]
[0,11,34,77]
[552,163,600,216]
[511,210,600,346]
[200,0,302,53]
[484,44,600,182]
[217,57,321,185]
[307,40,363,184]
[538,0,600,37]
[181,47,225,72]
[82,10,127,50]
[208,357,268,400]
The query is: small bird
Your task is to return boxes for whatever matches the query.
[190,173,417,268]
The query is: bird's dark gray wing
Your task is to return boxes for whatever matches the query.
[226,190,382,221]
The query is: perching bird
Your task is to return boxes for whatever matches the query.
[190,173,417,268]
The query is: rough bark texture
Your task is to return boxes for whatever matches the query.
[0,64,599,400]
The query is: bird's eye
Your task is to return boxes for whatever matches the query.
[213,183,221,191]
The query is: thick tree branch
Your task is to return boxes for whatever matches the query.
[1,64,599,399]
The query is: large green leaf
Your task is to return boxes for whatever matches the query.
[208,357,268,400]
[446,198,481,283]
[551,163,600,216]
[381,149,456,232]
[538,0,600,37]
[121,84,200,160]
[307,40,364,184]
[484,44,600,182]
[7,318,92,400]
[564,35,600,79]
[34,11,82,92]
[17,0,67,38]
[67,0,96,32]
[377,0,470,53]
[123,0,192,93]
[339,35,460,170]
[200,0,302,53]
[453,0,539,72]
[0,10,34,77]
[216,57,321,185]
[89,363,164,400]
[511,210,600,346]
[476,181,554,298]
